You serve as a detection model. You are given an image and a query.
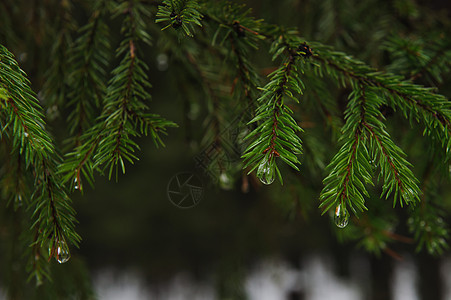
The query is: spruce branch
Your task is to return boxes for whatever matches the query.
[0,45,80,281]
[242,34,307,185]
[205,1,264,104]
[363,89,421,207]
[214,13,446,223]
[383,34,451,85]
[66,0,112,147]
[310,43,451,158]
[319,87,372,215]
[60,0,176,188]
[320,86,421,217]
[41,0,77,112]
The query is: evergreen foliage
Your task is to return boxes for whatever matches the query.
[0,0,450,297]
[242,32,307,185]
[60,0,177,190]
[156,0,203,37]
[0,45,80,283]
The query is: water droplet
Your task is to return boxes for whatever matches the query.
[74,175,82,191]
[401,188,415,203]
[219,172,233,190]
[55,240,71,264]
[334,203,350,228]
[257,159,275,185]
[24,132,29,138]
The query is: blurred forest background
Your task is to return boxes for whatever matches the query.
[0,0,450,299]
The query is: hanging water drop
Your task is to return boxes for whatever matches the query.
[334,203,350,228]
[219,172,233,190]
[55,240,71,264]
[257,158,275,185]
[74,173,82,191]
[401,188,415,203]
[24,132,29,138]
